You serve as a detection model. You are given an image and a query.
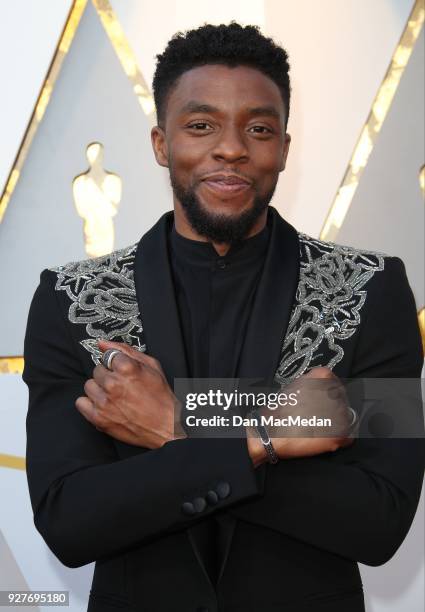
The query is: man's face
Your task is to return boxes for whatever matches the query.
[151,64,291,243]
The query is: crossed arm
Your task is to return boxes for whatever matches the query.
[23,262,425,568]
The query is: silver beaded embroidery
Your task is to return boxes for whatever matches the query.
[50,244,145,364]
[51,234,386,372]
[274,234,385,383]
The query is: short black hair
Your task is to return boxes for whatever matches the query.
[153,22,291,128]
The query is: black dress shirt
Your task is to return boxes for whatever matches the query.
[169,221,270,379]
[168,219,270,584]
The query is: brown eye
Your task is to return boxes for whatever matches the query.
[248,125,272,134]
[188,122,212,130]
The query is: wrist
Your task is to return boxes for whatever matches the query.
[247,428,268,467]
[172,398,187,441]
[247,409,279,465]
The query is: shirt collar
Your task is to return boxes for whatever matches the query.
[169,211,271,268]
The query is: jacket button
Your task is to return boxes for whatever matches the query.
[182,502,196,515]
[193,497,207,513]
[216,481,231,499]
[206,490,219,505]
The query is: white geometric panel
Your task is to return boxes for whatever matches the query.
[0,375,28,457]
[336,27,424,308]
[109,0,266,92]
[263,0,416,236]
[0,464,93,612]
[0,0,170,356]
[360,490,425,612]
[0,528,39,612]
[0,1,73,196]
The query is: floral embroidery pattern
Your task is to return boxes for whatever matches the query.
[50,245,145,364]
[274,235,385,382]
[51,234,386,372]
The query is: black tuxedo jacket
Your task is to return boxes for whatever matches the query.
[23,207,424,612]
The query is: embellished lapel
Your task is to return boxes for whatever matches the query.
[133,211,189,385]
[274,233,385,381]
[236,206,300,384]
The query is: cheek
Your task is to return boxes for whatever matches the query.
[169,144,203,180]
[170,133,208,166]
[249,146,283,188]
[250,142,283,170]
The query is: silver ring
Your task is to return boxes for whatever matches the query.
[347,406,358,427]
[102,349,121,371]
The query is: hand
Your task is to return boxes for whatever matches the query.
[75,340,185,448]
[247,367,355,466]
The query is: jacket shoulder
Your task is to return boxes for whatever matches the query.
[48,243,138,280]
[297,232,388,266]
[296,233,412,301]
[46,242,139,304]
[43,243,143,364]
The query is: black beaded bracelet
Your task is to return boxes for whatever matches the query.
[248,409,279,464]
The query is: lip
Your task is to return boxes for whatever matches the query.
[201,173,252,195]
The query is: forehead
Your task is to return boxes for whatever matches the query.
[166,64,285,118]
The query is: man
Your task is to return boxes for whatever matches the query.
[23,23,424,612]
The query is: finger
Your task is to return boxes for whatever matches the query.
[84,378,108,408]
[76,395,109,431]
[75,396,97,424]
[93,363,117,387]
[106,355,144,382]
[94,353,139,386]
[98,339,145,363]
[98,339,162,372]
[326,383,345,401]
[304,367,336,379]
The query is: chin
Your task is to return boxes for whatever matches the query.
[200,196,254,217]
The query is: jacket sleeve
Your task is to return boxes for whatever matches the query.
[23,269,261,568]
[228,256,425,566]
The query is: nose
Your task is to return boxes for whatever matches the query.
[211,124,249,163]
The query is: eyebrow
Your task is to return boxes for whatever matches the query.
[246,106,281,119]
[180,102,220,114]
[180,101,281,119]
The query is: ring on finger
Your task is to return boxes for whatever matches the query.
[102,348,121,371]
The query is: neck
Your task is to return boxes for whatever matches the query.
[173,201,268,256]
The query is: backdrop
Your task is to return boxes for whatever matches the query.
[0,2,423,611]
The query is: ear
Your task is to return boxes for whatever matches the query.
[151,126,169,168]
[279,133,291,172]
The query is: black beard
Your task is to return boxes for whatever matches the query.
[170,171,277,244]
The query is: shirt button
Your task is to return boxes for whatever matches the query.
[216,258,227,269]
